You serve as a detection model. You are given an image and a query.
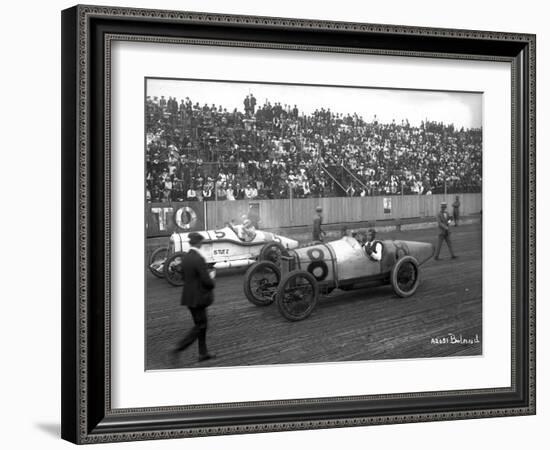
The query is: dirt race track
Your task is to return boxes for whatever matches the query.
[146,223,482,370]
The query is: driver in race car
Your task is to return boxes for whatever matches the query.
[239,218,257,242]
[363,228,382,261]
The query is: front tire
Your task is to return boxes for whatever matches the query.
[276,270,319,321]
[163,251,186,287]
[391,255,420,297]
[244,261,281,306]
[148,246,169,278]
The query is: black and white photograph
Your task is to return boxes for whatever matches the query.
[55,2,537,445]
[145,78,483,370]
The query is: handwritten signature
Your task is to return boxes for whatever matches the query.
[430,334,480,345]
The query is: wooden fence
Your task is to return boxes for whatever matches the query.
[204,193,482,230]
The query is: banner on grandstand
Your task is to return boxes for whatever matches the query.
[147,202,205,237]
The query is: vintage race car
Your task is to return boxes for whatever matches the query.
[149,225,299,286]
[243,235,435,321]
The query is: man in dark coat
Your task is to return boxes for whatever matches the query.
[243,95,250,116]
[174,232,216,361]
[434,202,457,260]
[250,94,257,114]
[312,206,325,242]
[452,195,460,226]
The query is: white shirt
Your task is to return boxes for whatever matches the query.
[364,241,382,261]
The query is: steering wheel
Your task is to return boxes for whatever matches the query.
[226,222,242,240]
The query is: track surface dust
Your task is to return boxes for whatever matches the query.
[146,223,482,370]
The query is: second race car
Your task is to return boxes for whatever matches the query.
[149,224,299,286]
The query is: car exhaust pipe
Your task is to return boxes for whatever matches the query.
[150,257,256,273]
[213,259,256,270]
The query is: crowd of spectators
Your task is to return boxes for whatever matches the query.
[146,93,482,203]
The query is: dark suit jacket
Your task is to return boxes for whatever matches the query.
[178,248,215,308]
[312,215,323,240]
[452,200,460,212]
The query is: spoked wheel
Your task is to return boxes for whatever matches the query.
[243,261,281,306]
[391,255,420,297]
[276,270,319,321]
[259,242,289,266]
[163,251,186,287]
[148,247,169,278]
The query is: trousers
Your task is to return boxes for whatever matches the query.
[178,306,208,355]
[435,233,455,258]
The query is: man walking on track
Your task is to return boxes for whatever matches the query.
[435,202,457,260]
[174,232,216,362]
[312,205,326,242]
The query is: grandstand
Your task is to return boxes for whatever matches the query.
[145,95,482,203]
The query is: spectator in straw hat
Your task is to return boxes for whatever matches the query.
[434,202,457,260]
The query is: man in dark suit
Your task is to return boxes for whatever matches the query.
[250,93,257,114]
[452,195,461,226]
[312,206,326,242]
[174,232,216,362]
[434,202,457,260]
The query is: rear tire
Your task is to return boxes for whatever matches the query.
[163,252,186,287]
[148,247,169,278]
[391,255,420,297]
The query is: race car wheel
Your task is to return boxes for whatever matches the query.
[148,246,169,278]
[164,251,186,287]
[244,261,281,306]
[391,255,420,298]
[259,242,289,266]
[276,270,319,321]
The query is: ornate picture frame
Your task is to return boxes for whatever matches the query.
[61,5,535,444]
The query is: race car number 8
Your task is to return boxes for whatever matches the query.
[307,248,324,261]
[306,248,328,281]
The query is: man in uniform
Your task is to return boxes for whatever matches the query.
[174,232,216,362]
[312,206,326,242]
[435,202,457,260]
[452,195,461,226]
